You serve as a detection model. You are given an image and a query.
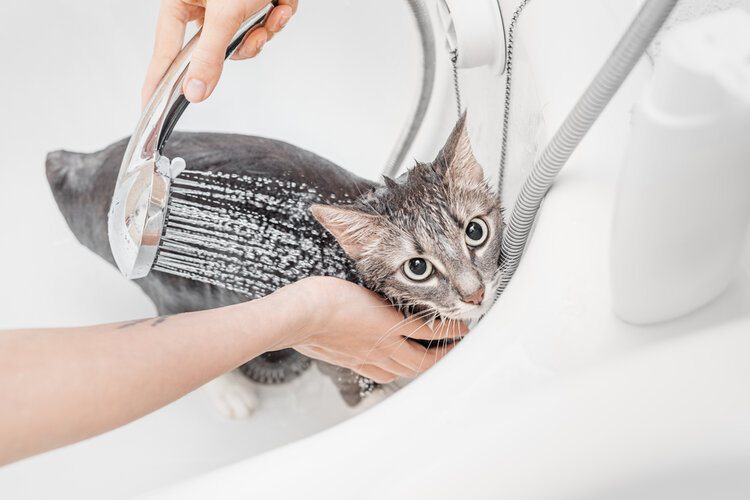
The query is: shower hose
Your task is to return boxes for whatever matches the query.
[387,0,679,296]
[384,0,437,178]
[497,0,680,296]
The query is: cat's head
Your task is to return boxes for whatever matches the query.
[312,116,502,322]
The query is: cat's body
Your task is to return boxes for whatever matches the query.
[46,117,503,414]
[47,132,379,410]
[46,132,376,315]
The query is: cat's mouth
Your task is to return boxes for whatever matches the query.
[410,336,464,350]
[442,299,494,323]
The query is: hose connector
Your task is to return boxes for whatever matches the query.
[437,0,506,74]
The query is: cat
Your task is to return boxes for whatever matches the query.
[45,115,503,415]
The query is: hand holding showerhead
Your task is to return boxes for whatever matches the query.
[142,0,298,107]
[109,2,279,280]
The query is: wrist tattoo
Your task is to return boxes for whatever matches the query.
[117,316,170,329]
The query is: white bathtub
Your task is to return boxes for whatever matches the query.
[2,0,750,498]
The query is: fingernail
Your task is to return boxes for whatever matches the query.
[184,78,206,103]
[279,12,290,28]
[256,37,266,53]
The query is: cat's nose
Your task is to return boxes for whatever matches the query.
[462,287,485,305]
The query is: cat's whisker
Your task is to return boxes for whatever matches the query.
[433,319,448,365]
[366,315,424,357]
[364,303,412,311]
[377,308,435,342]
[380,310,438,351]
[356,310,435,373]
[416,315,443,373]
[447,318,458,357]
[381,311,441,367]
[374,308,438,358]
[379,319,432,364]
[441,319,455,357]
[375,309,439,353]
[438,319,448,360]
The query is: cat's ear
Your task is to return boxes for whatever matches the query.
[310,204,382,260]
[382,176,399,190]
[439,113,484,186]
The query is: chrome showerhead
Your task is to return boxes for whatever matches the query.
[107,3,276,279]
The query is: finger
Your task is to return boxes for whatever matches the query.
[391,338,456,372]
[184,1,250,102]
[362,313,431,361]
[406,319,469,341]
[385,314,436,342]
[381,358,419,379]
[264,4,293,33]
[279,0,299,14]
[143,1,189,108]
[299,345,359,367]
[353,365,398,385]
[433,319,467,341]
[235,2,292,57]
[231,27,268,60]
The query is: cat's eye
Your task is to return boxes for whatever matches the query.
[465,218,489,247]
[403,258,433,281]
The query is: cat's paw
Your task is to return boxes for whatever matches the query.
[205,371,260,419]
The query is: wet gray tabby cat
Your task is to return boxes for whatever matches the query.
[46,116,502,411]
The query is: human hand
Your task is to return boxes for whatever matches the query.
[143,0,298,107]
[275,277,469,384]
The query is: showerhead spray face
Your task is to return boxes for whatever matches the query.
[108,3,276,279]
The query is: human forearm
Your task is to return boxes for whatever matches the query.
[0,290,296,465]
[0,277,464,466]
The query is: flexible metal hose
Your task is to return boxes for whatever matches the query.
[498,0,532,195]
[497,0,680,295]
[383,0,437,178]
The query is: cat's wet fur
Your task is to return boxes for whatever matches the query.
[46,116,502,409]
[312,115,503,326]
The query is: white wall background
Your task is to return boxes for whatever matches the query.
[650,0,750,55]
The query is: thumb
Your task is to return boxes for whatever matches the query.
[183,2,252,103]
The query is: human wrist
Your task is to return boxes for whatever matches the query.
[221,277,339,355]
[275,276,348,350]
[233,278,325,351]
[272,277,330,348]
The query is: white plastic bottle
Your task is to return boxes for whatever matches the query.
[611,10,750,325]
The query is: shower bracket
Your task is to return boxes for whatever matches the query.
[437,0,507,74]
